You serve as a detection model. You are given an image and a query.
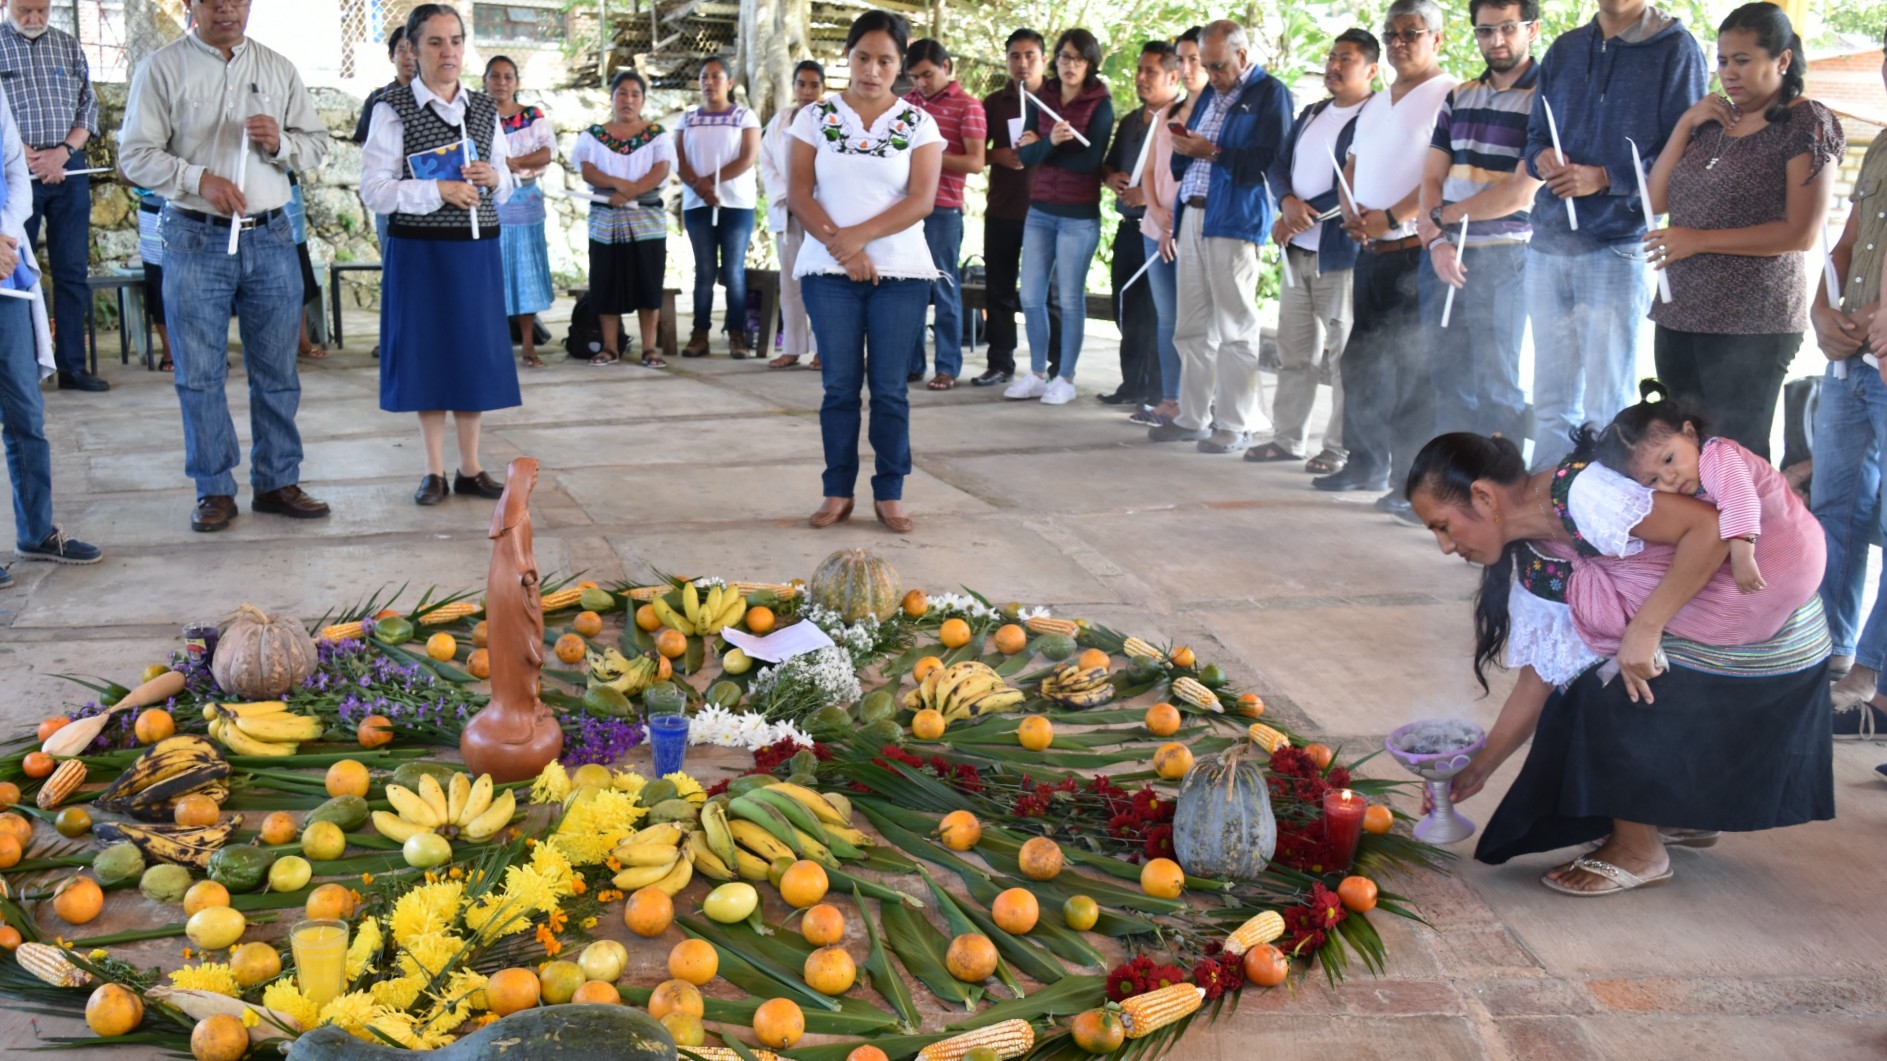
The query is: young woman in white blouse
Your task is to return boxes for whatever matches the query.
[485,55,555,368]
[760,60,826,370]
[572,71,676,366]
[676,58,762,358]
[790,9,943,533]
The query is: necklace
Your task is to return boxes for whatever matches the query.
[1705,108,1747,170]
[1529,480,1559,538]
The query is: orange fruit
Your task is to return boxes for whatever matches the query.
[1234,693,1265,718]
[634,605,661,632]
[134,708,176,744]
[1337,875,1379,913]
[1153,742,1194,780]
[574,611,605,638]
[173,793,221,827]
[647,978,704,1020]
[0,781,18,809]
[22,752,55,779]
[304,883,356,921]
[190,1013,248,1061]
[485,967,541,1016]
[472,620,490,646]
[0,925,20,951]
[1170,646,1196,668]
[1363,804,1394,835]
[624,886,674,937]
[37,717,70,743]
[991,887,1039,934]
[1017,715,1054,752]
[1243,943,1290,987]
[538,960,585,1005]
[86,982,145,1037]
[554,633,587,664]
[425,632,457,661]
[653,629,687,660]
[571,980,620,1004]
[1070,1007,1126,1053]
[1018,836,1063,881]
[1061,894,1100,931]
[801,903,845,946]
[847,1048,892,1061]
[53,875,104,924]
[911,708,946,740]
[1139,857,1184,899]
[1145,702,1182,737]
[1304,743,1335,770]
[374,609,401,620]
[184,880,230,917]
[661,1011,705,1047]
[579,580,599,589]
[753,997,805,1049]
[466,648,490,679]
[54,806,91,837]
[0,833,20,869]
[944,933,998,982]
[0,811,25,844]
[992,623,1027,655]
[745,605,776,634]
[667,938,718,985]
[779,859,830,908]
[900,589,928,618]
[1076,648,1110,670]
[803,945,856,995]
[325,759,371,799]
[912,655,944,682]
[230,941,282,987]
[259,811,298,846]
[937,810,980,851]
[357,714,394,748]
[939,618,971,648]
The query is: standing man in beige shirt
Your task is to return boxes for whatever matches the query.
[119,0,331,533]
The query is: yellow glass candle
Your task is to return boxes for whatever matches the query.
[290,918,349,1008]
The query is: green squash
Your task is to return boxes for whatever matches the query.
[808,548,901,623]
[725,775,775,799]
[1038,633,1078,661]
[285,1003,676,1061]
[390,762,457,790]
[1172,744,1276,880]
[305,795,370,832]
[206,845,276,893]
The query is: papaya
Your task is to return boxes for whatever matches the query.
[206,846,276,893]
[371,617,414,646]
[306,795,370,832]
[858,690,897,724]
[390,762,457,791]
[638,779,679,806]
[1038,633,1078,661]
[284,1003,677,1061]
[581,686,632,719]
[647,799,698,824]
[725,775,775,799]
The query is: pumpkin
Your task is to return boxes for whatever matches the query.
[1172,743,1276,880]
[807,549,902,623]
[211,604,318,700]
[284,1004,677,1061]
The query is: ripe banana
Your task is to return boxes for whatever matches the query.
[614,842,687,867]
[823,824,875,850]
[651,597,696,636]
[648,852,694,897]
[199,701,288,722]
[627,821,687,847]
[207,717,297,757]
[447,772,470,824]
[733,846,772,881]
[747,788,833,847]
[227,709,325,743]
[683,581,702,627]
[385,784,443,829]
[91,735,231,822]
[417,774,451,824]
[589,648,659,697]
[93,818,240,869]
[767,783,850,827]
[459,788,516,842]
[687,831,734,881]
[700,800,740,868]
[613,856,681,891]
[697,585,748,637]
[371,810,431,844]
[790,828,841,870]
[1041,663,1115,709]
[728,818,795,865]
[460,774,494,826]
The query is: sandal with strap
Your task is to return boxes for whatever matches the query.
[641,354,669,368]
[1305,449,1347,475]
[522,354,544,368]
[1539,855,1672,897]
[926,373,957,391]
[768,355,801,369]
[1243,442,1301,463]
[590,351,621,366]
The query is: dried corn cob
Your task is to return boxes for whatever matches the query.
[627,585,667,602]
[1171,676,1221,711]
[678,1050,783,1061]
[1119,984,1204,1038]
[417,600,479,626]
[915,1019,1036,1061]
[734,580,800,598]
[1122,637,1168,664]
[1223,911,1286,956]
[1026,616,1078,637]
[1248,723,1291,753]
[318,621,365,642]
[36,759,86,809]
[538,586,585,611]
[15,942,91,987]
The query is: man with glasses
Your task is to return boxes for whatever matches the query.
[1524,0,1705,469]
[976,28,1058,387]
[119,0,333,532]
[1317,0,1455,520]
[1149,20,1293,454]
[1416,0,1543,443]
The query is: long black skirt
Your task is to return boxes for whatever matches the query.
[1476,660,1835,865]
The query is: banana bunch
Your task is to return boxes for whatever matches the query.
[687,799,776,881]
[902,660,1025,720]
[610,821,695,895]
[94,816,241,870]
[724,785,874,873]
[651,582,747,637]
[91,735,231,822]
[587,648,659,697]
[205,701,326,757]
[374,772,515,844]
[1040,662,1115,709]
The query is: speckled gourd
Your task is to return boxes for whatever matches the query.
[807,549,902,623]
[1172,743,1276,880]
[211,603,318,700]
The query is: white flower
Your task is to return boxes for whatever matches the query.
[691,576,728,589]
[1018,605,1050,621]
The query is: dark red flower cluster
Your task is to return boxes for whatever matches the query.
[1270,824,1343,875]
[1105,955,1192,1003]
[1280,882,1348,956]
[868,745,983,795]
[1191,949,1247,1001]
[749,738,833,774]
[1266,746,1353,806]
[1011,774,1080,817]
[1101,781,1174,864]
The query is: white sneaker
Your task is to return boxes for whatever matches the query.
[1004,374,1048,400]
[1040,377,1077,405]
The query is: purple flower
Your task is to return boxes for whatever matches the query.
[562,716,646,767]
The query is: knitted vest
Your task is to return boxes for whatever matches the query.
[386,83,500,240]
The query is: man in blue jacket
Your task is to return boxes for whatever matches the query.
[1148,19,1293,454]
[1524,0,1706,468]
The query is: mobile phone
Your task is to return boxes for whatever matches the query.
[1167,121,1189,137]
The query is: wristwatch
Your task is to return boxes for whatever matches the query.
[1429,205,1446,231]
[1382,206,1400,228]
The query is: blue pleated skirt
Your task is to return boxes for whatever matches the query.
[498,184,554,316]
[379,234,522,413]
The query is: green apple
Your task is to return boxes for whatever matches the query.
[721,648,753,675]
[577,939,628,983]
[268,855,313,893]
[402,831,452,869]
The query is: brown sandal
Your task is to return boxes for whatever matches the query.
[926,373,957,391]
[1305,449,1347,475]
[768,355,801,369]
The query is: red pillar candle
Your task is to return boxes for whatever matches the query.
[1323,788,1365,870]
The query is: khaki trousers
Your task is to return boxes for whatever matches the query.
[779,218,815,357]
[1172,208,1266,434]
[1272,243,1351,457]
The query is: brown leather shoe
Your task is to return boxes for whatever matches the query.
[191,495,238,533]
[874,500,914,534]
[729,332,753,359]
[808,498,854,528]
[252,484,331,519]
[682,329,711,357]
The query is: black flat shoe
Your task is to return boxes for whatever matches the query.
[1096,390,1138,405]
[414,475,448,506]
[454,470,505,499]
[971,370,1012,387]
[1313,467,1390,493]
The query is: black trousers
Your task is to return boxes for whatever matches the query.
[983,214,1058,376]
[1110,219,1159,402]
[1653,326,1801,463]
[1339,245,1430,484]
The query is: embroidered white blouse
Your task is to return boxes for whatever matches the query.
[787,95,942,281]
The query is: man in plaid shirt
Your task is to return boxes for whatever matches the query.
[0,0,101,392]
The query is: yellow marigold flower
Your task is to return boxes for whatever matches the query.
[263,979,319,1031]
[86,949,108,961]
[360,873,375,885]
[346,916,384,982]
[530,760,572,805]
[464,894,531,941]
[389,880,464,946]
[664,771,706,805]
[610,769,646,800]
[581,916,599,930]
[316,990,386,1041]
[471,1013,499,1030]
[396,931,469,980]
[546,907,568,934]
[361,1012,428,1050]
[424,871,439,884]
[548,789,645,867]
[167,962,241,997]
[448,866,464,879]
[570,877,587,896]
[605,856,622,872]
[180,947,194,960]
[240,1008,259,1029]
[534,924,562,958]
[369,974,426,1012]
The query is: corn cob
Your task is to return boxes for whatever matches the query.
[318,620,365,642]
[1122,637,1168,664]
[1223,911,1286,956]
[915,1019,1036,1061]
[734,580,800,599]
[417,600,479,626]
[1118,984,1204,1038]
[1248,723,1291,753]
[1026,616,1078,637]
[627,585,668,602]
[678,1050,783,1061]
[1171,677,1221,711]
[15,942,92,987]
[539,586,585,611]
[36,759,86,810]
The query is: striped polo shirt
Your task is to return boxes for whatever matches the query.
[904,80,986,210]
[1428,61,1538,245]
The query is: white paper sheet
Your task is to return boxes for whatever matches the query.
[721,621,836,663]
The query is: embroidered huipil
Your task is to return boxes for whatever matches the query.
[787,96,942,280]
[570,123,673,243]
[497,104,554,226]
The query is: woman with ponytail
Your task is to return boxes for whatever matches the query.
[1405,431,1833,896]
[1642,2,1843,459]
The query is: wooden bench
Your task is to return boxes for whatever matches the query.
[565,286,682,360]
[328,261,383,348]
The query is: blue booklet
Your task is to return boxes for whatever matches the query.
[406,138,477,181]
[0,172,39,295]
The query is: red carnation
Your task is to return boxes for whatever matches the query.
[1192,957,1230,1000]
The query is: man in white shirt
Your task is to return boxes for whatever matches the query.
[1317,0,1455,524]
[119,0,332,532]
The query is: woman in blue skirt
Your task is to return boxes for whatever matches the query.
[485,54,555,368]
[361,3,521,506]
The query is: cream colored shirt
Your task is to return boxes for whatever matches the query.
[118,31,329,216]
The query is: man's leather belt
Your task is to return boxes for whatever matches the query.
[1185,196,1206,208]
[1367,235,1421,254]
[170,206,285,230]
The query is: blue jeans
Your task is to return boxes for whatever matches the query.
[1813,362,1887,668]
[374,212,389,248]
[683,206,755,335]
[1420,242,1529,440]
[1527,243,1651,469]
[1143,235,1178,402]
[25,173,90,376]
[1020,211,1100,380]
[802,274,930,501]
[0,297,53,548]
[162,208,306,498]
[911,207,964,377]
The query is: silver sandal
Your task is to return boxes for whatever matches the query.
[1541,855,1673,897]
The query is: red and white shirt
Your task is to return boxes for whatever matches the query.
[903,80,985,210]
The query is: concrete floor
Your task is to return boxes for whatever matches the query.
[2,302,1884,1059]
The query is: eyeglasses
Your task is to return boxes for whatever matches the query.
[1055,53,1086,65]
[1382,29,1431,45]
[1204,60,1236,72]
[1472,20,1537,39]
